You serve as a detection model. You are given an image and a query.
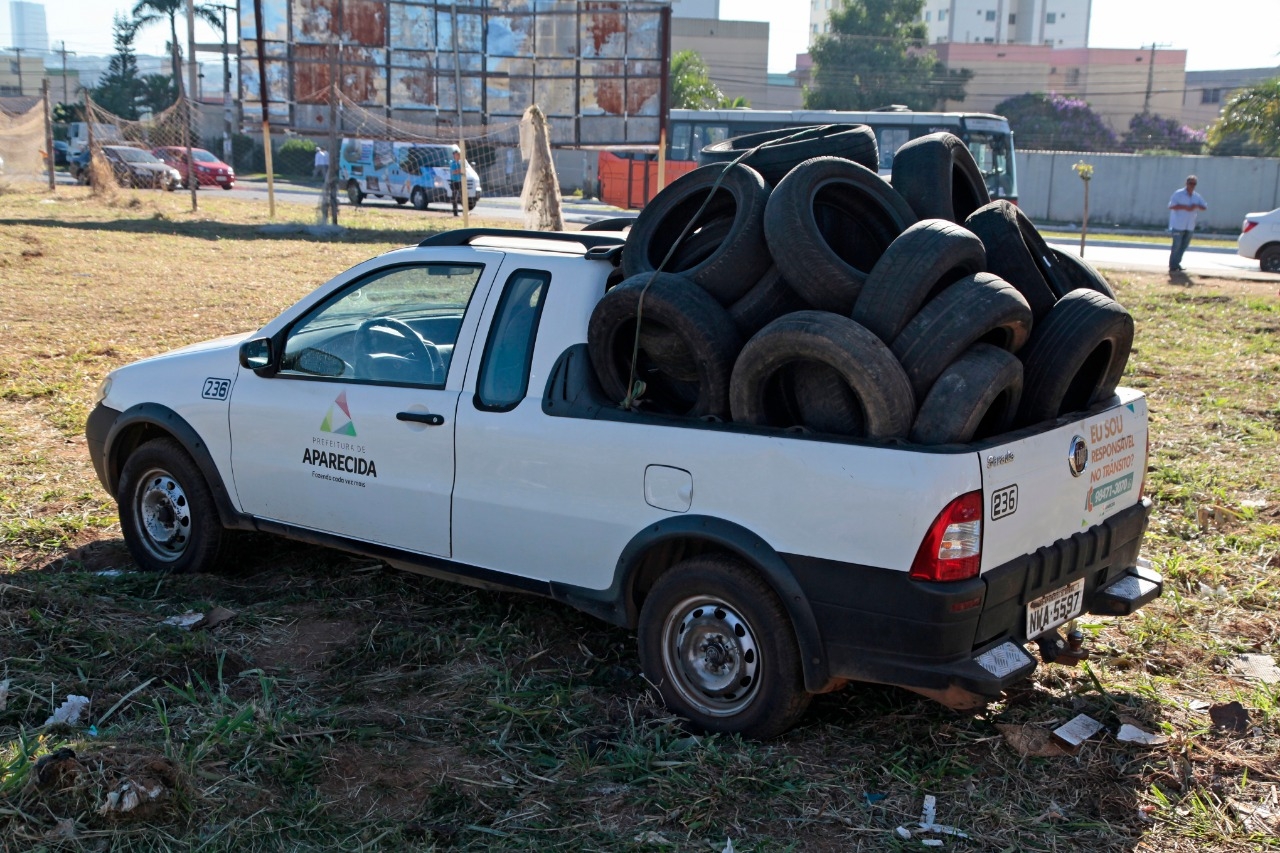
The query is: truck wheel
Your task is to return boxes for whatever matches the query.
[394,197,407,206]
[1048,247,1117,301]
[1017,289,1134,426]
[346,180,364,206]
[890,132,990,223]
[764,156,917,314]
[910,344,1023,445]
[965,200,1066,320]
[411,187,427,210]
[730,310,915,439]
[621,162,772,305]
[891,273,1033,402]
[698,123,879,184]
[117,438,224,574]
[1258,245,1280,273]
[852,219,987,345]
[638,554,811,739]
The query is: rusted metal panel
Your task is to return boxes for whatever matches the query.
[292,0,387,45]
[294,44,387,104]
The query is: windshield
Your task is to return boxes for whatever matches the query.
[192,149,219,163]
[964,131,1016,200]
[114,148,161,163]
[401,146,452,172]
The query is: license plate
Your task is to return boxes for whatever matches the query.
[216,175,228,182]
[1025,577,1085,638]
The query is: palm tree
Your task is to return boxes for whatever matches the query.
[1208,77,1280,157]
[131,0,223,89]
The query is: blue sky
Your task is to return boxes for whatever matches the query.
[10,0,1280,75]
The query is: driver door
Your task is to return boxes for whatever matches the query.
[228,259,495,557]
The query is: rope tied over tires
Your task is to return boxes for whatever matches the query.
[620,127,832,411]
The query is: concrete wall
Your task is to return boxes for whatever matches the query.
[672,17,770,108]
[1016,150,1280,231]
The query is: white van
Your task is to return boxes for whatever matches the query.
[68,122,124,156]
[337,138,481,211]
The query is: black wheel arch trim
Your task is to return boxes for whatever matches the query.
[97,402,254,531]
[549,514,833,693]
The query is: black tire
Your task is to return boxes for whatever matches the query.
[394,197,408,206]
[730,310,915,439]
[468,196,479,211]
[346,180,364,206]
[890,132,990,223]
[622,163,772,304]
[910,344,1023,445]
[851,219,987,344]
[1017,289,1134,426]
[410,187,428,211]
[1049,247,1117,301]
[698,124,879,184]
[588,272,742,418]
[728,266,808,338]
[1258,244,1280,274]
[764,157,917,314]
[964,200,1067,320]
[891,273,1033,402]
[638,554,811,739]
[667,216,734,274]
[117,438,224,574]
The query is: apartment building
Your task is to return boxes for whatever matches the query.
[808,0,1090,48]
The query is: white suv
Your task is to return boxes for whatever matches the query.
[1238,208,1280,273]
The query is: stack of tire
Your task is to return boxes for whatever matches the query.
[587,125,1133,445]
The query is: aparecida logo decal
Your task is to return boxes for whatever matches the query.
[320,390,357,436]
[305,390,377,485]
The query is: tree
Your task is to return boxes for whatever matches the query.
[93,14,142,119]
[1207,77,1280,156]
[139,73,178,114]
[131,0,222,87]
[1123,112,1205,154]
[994,92,1117,152]
[669,49,723,110]
[805,0,970,111]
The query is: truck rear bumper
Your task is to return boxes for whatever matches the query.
[785,498,1156,699]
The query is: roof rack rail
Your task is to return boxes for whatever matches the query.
[417,228,625,250]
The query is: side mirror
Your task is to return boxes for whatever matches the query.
[239,337,276,374]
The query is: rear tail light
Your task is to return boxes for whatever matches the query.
[910,490,983,582]
[1243,220,1258,234]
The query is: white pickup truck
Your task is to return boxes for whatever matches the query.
[86,229,1161,737]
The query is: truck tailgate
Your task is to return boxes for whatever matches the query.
[978,388,1148,573]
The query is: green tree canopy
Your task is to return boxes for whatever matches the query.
[805,0,970,111]
[994,92,1117,151]
[138,73,178,114]
[93,15,142,119]
[669,49,723,110]
[1207,77,1280,156]
[131,0,223,86]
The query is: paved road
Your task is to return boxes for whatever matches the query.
[1045,236,1268,277]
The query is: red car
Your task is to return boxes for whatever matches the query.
[152,146,235,190]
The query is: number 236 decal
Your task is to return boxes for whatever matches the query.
[991,484,1018,520]
[202,377,231,400]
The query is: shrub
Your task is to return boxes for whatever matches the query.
[275,138,318,176]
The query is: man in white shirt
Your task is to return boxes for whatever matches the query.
[1168,175,1207,272]
[313,147,329,179]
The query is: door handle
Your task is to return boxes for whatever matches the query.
[396,411,445,426]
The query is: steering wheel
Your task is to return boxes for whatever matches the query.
[353,316,444,385]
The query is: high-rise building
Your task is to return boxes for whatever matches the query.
[9,1,49,54]
[808,0,1091,49]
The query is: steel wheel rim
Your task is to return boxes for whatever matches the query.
[661,594,761,717]
[132,466,192,562]
[1263,254,1280,273]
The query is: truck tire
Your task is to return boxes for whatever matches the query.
[964,200,1065,320]
[891,273,1033,402]
[890,132,990,223]
[727,266,807,337]
[851,219,987,345]
[1017,289,1134,426]
[731,310,915,439]
[1049,247,1118,301]
[410,187,428,210]
[621,163,772,305]
[667,216,734,274]
[764,157,917,314]
[698,124,879,184]
[346,180,364,206]
[117,438,224,574]
[910,344,1023,445]
[588,272,742,419]
[638,554,811,739]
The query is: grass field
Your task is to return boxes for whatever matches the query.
[1,183,1278,852]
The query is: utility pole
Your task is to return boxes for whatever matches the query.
[58,41,76,105]
[254,0,276,218]
[6,46,25,95]
[1142,43,1169,113]
[213,5,234,165]
[185,0,200,211]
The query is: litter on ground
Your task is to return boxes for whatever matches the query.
[44,695,90,726]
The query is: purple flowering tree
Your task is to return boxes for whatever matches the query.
[1123,113,1207,153]
[994,92,1118,152]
